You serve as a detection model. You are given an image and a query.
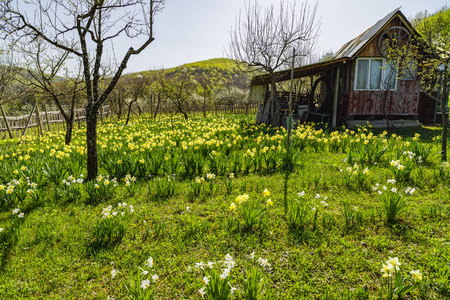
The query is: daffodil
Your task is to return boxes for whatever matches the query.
[145,257,153,268]
[140,279,150,289]
[410,269,422,282]
[386,257,401,270]
[380,263,394,278]
[111,269,118,278]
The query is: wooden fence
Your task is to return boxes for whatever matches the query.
[147,102,259,116]
[0,102,259,140]
[211,103,259,115]
[0,105,110,140]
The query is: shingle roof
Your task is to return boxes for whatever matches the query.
[333,7,401,59]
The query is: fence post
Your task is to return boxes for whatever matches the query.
[44,102,51,132]
[18,103,37,145]
[35,100,43,135]
[0,104,13,139]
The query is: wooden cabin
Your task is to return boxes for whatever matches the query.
[250,8,436,128]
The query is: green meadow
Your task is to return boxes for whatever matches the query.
[0,114,449,299]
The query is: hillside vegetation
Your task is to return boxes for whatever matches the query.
[137,58,250,89]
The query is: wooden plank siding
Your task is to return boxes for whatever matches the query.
[345,80,420,117]
[342,15,421,119]
[418,92,437,125]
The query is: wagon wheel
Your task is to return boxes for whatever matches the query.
[378,26,411,58]
[309,77,332,112]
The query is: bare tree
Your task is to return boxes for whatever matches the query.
[147,71,166,119]
[159,71,197,120]
[125,74,147,125]
[0,0,165,179]
[228,0,320,126]
[17,39,84,144]
[108,77,128,120]
[196,74,213,117]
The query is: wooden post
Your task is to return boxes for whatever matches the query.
[18,103,37,145]
[44,102,51,132]
[35,100,43,135]
[332,67,340,128]
[0,104,13,139]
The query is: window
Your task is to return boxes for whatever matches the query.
[369,59,383,89]
[356,59,369,90]
[354,58,398,90]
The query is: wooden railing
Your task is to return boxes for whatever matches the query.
[212,103,259,115]
[0,106,110,139]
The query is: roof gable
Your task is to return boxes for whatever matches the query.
[333,8,415,59]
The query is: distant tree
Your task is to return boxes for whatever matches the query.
[124,74,147,125]
[108,77,128,120]
[196,73,214,117]
[17,39,84,144]
[159,71,197,120]
[0,52,25,106]
[0,0,165,179]
[147,70,166,119]
[228,0,320,126]
[387,7,450,160]
[0,51,27,138]
[320,51,334,62]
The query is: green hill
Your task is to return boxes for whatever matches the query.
[133,58,250,90]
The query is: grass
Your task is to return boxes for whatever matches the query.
[0,114,449,299]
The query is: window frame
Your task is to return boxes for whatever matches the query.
[354,58,398,91]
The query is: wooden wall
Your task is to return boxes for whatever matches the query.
[345,80,420,117]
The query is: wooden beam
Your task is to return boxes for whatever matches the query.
[44,102,51,132]
[35,100,43,135]
[332,67,341,128]
[0,104,13,139]
[18,103,37,145]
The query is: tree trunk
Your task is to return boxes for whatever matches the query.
[63,98,77,145]
[65,120,73,145]
[86,104,98,180]
[126,99,137,125]
[203,93,206,117]
[150,95,153,117]
[154,94,161,119]
[270,76,280,127]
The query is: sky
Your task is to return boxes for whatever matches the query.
[122,0,448,73]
